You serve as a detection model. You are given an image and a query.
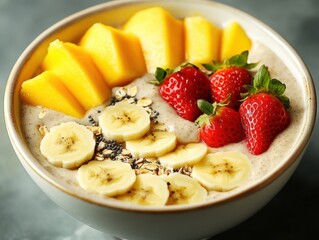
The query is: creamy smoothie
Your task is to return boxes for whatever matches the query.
[20,40,306,205]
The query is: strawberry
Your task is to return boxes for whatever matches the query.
[195,99,245,148]
[155,64,211,121]
[203,51,257,109]
[239,65,290,155]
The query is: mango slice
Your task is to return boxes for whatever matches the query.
[184,16,221,66]
[80,23,146,87]
[124,7,184,73]
[21,71,85,118]
[42,39,111,110]
[220,22,252,61]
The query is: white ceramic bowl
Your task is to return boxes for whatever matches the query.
[4,0,316,239]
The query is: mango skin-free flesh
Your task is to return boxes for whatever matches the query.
[184,16,221,66]
[20,71,85,118]
[19,7,252,119]
[42,39,111,110]
[80,23,146,87]
[221,21,252,61]
[124,7,184,73]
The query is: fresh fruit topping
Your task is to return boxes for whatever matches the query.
[39,122,95,168]
[221,21,252,61]
[125,131,177,158]
[116,174,169,206]
[203,51,257,109]
[42,39,111,110]
[124,7,184,73]
[192,151,252,191]
[20,71,85,118]
[239,65,290,155]
[195,99,245,148]
[158,143,207,169]
[162,173,207,205]
[22,7,294,207]
[184,16,221,66]
[155,64,211,121]
[77,160,136,197]
[98,101,151,142]
[80,23,146,87]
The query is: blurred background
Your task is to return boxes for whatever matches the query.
[0,0,318,239]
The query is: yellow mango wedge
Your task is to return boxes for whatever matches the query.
[80,23,146,87]
[184,16,221,66]
[42,39,111,110]
[124,7,184,73]
[20,71,85,118]
[220,22,252,61]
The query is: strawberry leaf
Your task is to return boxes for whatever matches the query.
[240,84,256,101]
[202,63,215,71]
[253,65,270,90]
[202,61,222,72]
[195,99,214,128]
[197,99,214,115]
[244,84,257,93]
[269,78,286,96]
[195,114,210,128]
[203,51,258,73]
[154,67,167,84]
[227,50,249,66]
[173,62,197,73]
[246,62,259,69]
[154,62,198,85]
[196,100,227,127]
[278,95,290,110]
[242,64,290,110]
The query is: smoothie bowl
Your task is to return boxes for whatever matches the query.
[4,0,316,239]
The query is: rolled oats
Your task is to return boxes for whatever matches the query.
[38,109,47,119]
[127,86,138,97]
[84,85,193,177]
[86,126,102,135]
[115,87,127,100]
[137,97,152,107]
[38,124,49,137]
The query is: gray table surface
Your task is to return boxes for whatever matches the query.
[1,0,318,239]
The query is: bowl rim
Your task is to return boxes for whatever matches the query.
[4,0,317,213]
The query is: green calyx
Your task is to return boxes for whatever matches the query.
[241,65,290,110]
[195,99,227,128]
[202,51,258,73]
[153,62,197,85]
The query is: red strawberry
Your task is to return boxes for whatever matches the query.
[203,51,257,109]
[195,99,245,148]
[155,64,211,121]
[239,65,290,155]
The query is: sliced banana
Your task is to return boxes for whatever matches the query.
[126,131,177,158]
[39,121,95,169]
[77,160,136,197]
[99,101,150,142]
[192,151,252,192]
[158,143,207,169]
[116,174,169,206]
[162,173,207,205]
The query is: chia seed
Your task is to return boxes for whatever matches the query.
[88,115,98,126]
[86,85,192,177]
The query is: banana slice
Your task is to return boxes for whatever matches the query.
[116,174,169,206]
[39,121,95,169]
[126,131,177,158]
[192,151,252,192]
[162,173,207,205]
[77,160,136,197]
[158,143,207,169]
[99,101,150,142]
